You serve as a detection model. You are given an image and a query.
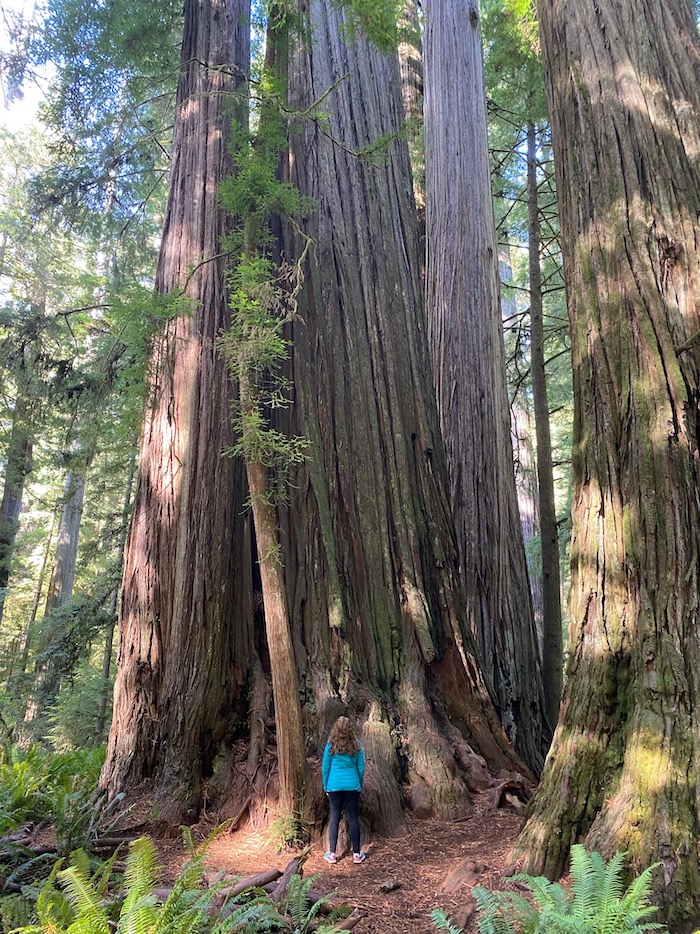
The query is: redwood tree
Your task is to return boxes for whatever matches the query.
[100,0,253,820]
[281,0,528,830]
[514,0,700,924]
[423,0,550,770]
[0,396,33,628]
[101,0,533,831]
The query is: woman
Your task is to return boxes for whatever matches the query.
[322,716,366,863]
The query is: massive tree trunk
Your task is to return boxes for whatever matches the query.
[99,0,253,820]
[423,0,550,772]
[514,0,700,925]
[231,8,309,827]
[282,0,528,833]
[0,396,33,629]
[526,122,563,730]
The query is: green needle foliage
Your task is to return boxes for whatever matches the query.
[432,845,667,934]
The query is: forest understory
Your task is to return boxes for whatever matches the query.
[154,792,524,934]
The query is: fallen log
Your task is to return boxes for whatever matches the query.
[26,845,58,857]
[91,834,142,849]
[219,868,282,899]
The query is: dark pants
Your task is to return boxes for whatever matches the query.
[327,790,361,853]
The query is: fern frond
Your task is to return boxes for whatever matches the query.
[94,849,119,899]
[469,847,669,934]
[118,895,161,934]
[539,907,590,932]
[605,863,662,933]
[153,891,212,934]
[284,873,315,927]
[192,820,232,857]
[180,825,196,857]
[569,844,598,919]
[117,835,158,928]
[430,907,464,933]
[472,886,539,934]
[152,852,216,933]
[56,863,110,934]
[33,861,72,934]
[510,872,562,909]
[213,896,284,932]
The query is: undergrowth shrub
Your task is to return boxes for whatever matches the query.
[432,844,668,933]
[0,744,115,915]
[0,745,105,841]
[13,830,348,933]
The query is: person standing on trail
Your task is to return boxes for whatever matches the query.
[322,716,366,864]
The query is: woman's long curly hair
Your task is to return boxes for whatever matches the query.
[328,716,359,755]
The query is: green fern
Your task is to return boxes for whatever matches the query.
[11,833,222,934]
[0,894,34,932]
[56,855,111,934]
[120,838,159,918]
[431,907,468,934]
[472,885,540,934]
[434,846,669,934]
[283,873,344,933]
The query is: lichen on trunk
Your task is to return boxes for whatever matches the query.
[515,0,700,926]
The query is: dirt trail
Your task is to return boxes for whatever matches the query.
[176,795,524,933]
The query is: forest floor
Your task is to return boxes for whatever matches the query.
[155,792,524,934]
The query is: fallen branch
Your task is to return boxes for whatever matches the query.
[219,868,282,899]
[269,845,313,903]
[335,908,363,930]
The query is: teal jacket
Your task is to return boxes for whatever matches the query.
[322,742,365,792]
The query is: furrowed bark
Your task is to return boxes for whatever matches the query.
[282,0,529,831]
[100,0,253,820]
[526,121,563,731]
[424,0,550,772]
[515,1,700,926]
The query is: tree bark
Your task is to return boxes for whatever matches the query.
[44,467,86,615]
[100,0,253,820]
[27,465,88,714]
[424,0,550,772]
[397,0,424,224]
[283,0,528,830]
[241,419,308,821]
[0,396,33,629]
[232,3,309,828]
[96,449,136,740]
[526,121,563,731]
[515,1,700,925]
[499,243,545,644]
